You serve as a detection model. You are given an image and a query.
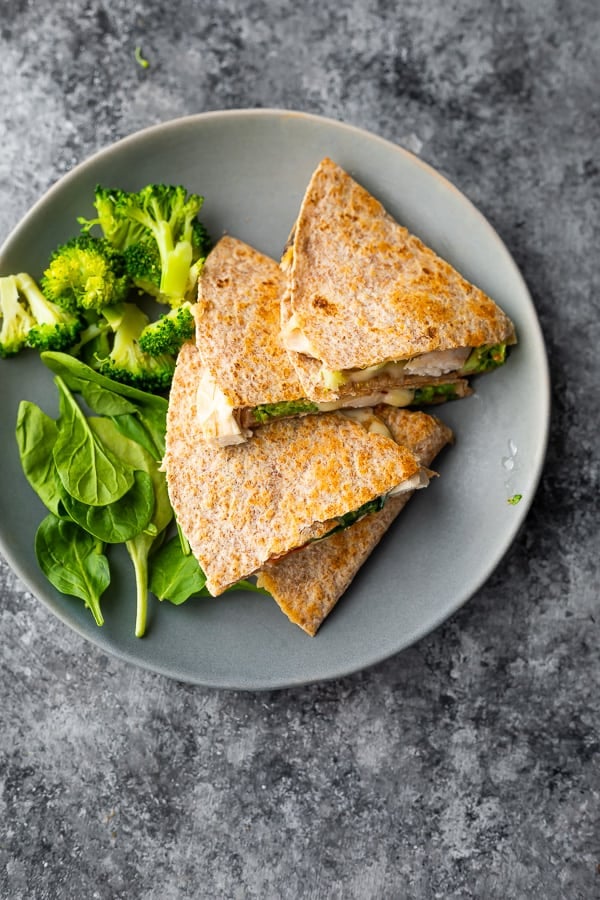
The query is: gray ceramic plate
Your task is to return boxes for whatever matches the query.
[0,109,549,689]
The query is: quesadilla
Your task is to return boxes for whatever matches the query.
[257,407,453,635]
[195,235,470,445]
[281,157,517,402]
[164,342,434,596]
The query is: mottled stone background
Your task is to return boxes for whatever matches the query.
[1,1,598,898]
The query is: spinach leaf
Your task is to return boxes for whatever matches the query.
[35,515,110,626]
[59,469,155,543]
[149,537,270,605]
[227,580,270,595]
[79,382,138,417]
[41,351,168,457]
[15,401,63,516]
[53,376,135,506]
[89,417,173,637]
[110,413,163,461]
[41,351,168,411]
[149,536,208,604]
[89,418,172,534]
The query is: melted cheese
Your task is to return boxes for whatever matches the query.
[317,387,416,412]
[341,408,394,438]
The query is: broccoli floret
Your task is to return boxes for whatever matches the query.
[0,273,82,357]
[123,239,162,297]
[118,184,206,306]
[83,184,209,307]
[138,302,195,356]
[71,313,113,367]
[41,234,131,313]
[78,186,150,251]
[96,302,175,392]
[18,273,83,351]
[0,275,36,357]
[191,219,211,263]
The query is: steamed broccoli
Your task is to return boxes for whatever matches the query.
[71,313,113,367]
[41,233,131,312]
[0,275,36,357]
[0,273,82,357]
[80,184,211,307]
[79,187,150,251]
[96,302,175,391]
[122,239,162,297]
[138,302,195,356]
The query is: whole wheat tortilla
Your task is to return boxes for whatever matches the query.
[195,236,305,408]
[257,407,453,635]
[164,342,428,596]
[284,157,516,375]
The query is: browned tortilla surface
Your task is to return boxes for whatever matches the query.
[165,342,426,596]
[285,157,516,374]
[196,235,305,407]
[256,408,453,635]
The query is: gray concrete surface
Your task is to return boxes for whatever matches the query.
[1,1,598,897]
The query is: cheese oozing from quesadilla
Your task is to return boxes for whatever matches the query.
[284,311,489,384]
[196,367,444,447]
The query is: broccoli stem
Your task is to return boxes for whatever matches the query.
[160,241,192,301]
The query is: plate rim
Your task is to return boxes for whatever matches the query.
[0,108,551,690]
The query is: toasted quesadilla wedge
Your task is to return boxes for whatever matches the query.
[164,342,434,596]
[195,235,470,444]
[257,407,453,635]
[281,157,516,401]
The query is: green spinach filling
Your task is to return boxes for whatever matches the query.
[319,495,388,541]
[461,343,507,374]
[252,398,319,424]
[412,383,459,405]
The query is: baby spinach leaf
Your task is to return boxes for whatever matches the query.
[89,417,173,637]
[89,418,172,535]
[35,515,110,626]
[59,470,155,544]
[149,537,270,604]
[53,376,135,506]
[79,382,138,417]
[150,536,208,604]
[41,352,168,411]
[110,413,163,461]
[41,351,168,456]
[227,580,270,595]
[15,401,63,517]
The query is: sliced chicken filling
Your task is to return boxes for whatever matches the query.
[283,313,472,386]
[196,367,250,447]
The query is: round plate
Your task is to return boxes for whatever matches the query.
[0,109,550,689]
